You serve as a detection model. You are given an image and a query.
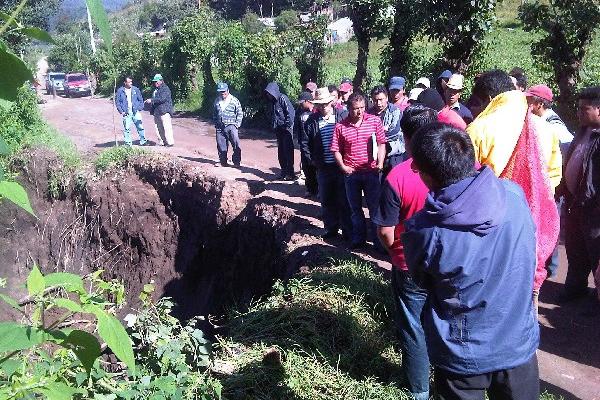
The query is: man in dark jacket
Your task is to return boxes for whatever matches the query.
[115,76,146,146]
[265,82,296,180]
[295,91,317,196]
[404,123,539,400]
[145,73,174,147]
[560,86,600,303]
[303,87,350,239]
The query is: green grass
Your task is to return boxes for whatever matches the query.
[94,145,149,174]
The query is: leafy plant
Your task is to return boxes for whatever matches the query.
[94,145,148,174]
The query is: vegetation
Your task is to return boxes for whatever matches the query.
[94,146,149,174]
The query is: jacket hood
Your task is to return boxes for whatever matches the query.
[265,82,281,99]
[424,166,507,235]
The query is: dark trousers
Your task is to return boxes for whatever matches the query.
[344,171,383,248]
[301,156,318,195]
[276,128,295,177]
[564,205,600,295]
[216,125,241,165]
[316,164,351,237]
[435,354,539,400]
[382,153,405,180]
[392,269,430,399]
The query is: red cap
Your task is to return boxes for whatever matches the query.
[339,82,353,93]
[525,84,553,102]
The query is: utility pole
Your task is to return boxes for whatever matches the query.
[87,5,96,54]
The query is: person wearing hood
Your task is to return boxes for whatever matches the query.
[403,123,540,400]
[265,82,296,180]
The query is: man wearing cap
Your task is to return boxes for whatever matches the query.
[295,91,317,196]
[303,87,351,239]
[444,74,474,124]
[305,81,317,99]
[416,88,467,130]
[414,77,430,89]
[265,81,296,180]
[145,73,174,146]
[436,70,452,99]
[338,81,353,109]
[213,82,243,167]
[369,85,404,175]
[115,76,147,146]
[389,76,409,111]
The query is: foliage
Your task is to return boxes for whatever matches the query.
[213,21,249,93]
[240,12,265,34]
[137,0,197,30]
[94,145,149,174]
[274,9,299,33]
[47,31,93,72]
[0,0,59,51]
[288,16,328,86]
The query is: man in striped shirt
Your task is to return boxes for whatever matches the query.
[332,92,387,250]
[213,82,243,166]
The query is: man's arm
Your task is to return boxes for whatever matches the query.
[152,86,168,105]
[373,180,401,253]
[234,98,243,128]
[334,151,353,175]
[377,143,386,170]
[331,124,353,174]
[115,89,125,114]
[375,118,387,170]
[282,96,295,129]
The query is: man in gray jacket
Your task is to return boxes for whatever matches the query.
[145,73,174,147]
[213,82,243,166]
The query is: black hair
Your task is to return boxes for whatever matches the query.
[327,84,338,93]
[530,96,553,109]
[123,76,133,82]
[509,67,528,89]
[472,70,515,101]
[347,91,366,106]
[578,86,600,107]
[411,122,476,188]
[370,85,388,97]
[400,104,438,141]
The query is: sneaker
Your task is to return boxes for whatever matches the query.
[138,141,148,146]
[165,144,174,147]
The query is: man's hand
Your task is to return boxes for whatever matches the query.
[342,165,354,175]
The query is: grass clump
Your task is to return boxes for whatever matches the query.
[214,259,411,400]
[94,145,149,174]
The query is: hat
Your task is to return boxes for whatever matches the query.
[152,73,163,82]
[525,84,553,102]
[216,82,229,92]
[416,88,445,112]
[312,87,335,104]
[339,82,353,93]
[340,77,352,84]
[409,87,424,101]
[415,77,430,88]
[389,76,406,90]
[305,81,318,92]
[299,91,314,102]
[446,74,464,90]
[438,70,452,80]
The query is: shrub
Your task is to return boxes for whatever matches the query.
[94,146,149,174]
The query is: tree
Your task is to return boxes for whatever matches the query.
[289,16,328,85]
[274,9,298,32]
[519,0,600,121]
[241,12,265,33]
[0,0,60,51]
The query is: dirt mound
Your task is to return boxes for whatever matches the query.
[0,148,303,319]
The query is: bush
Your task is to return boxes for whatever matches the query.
[94,146,149,174]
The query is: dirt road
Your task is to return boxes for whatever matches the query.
[40,94,599,400]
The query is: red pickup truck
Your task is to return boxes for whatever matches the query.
[64,73,92,98]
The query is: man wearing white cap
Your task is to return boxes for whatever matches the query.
[444,74,474,124]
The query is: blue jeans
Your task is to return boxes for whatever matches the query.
[392,269,430,400]
[317,164,351,237]
[344,171,383,248]
[545,199,562,278]
[122,111,146,145]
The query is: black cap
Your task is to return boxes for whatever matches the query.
[299,91,314,102]
[416,88,445,112]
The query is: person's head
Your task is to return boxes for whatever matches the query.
[411,123,476,190]
[444,74,464,106]
[525,84,553,117]
[437,70,452,91]
[305,81,318,97]
[400,104,438,154]
[471,69,515,110]
[370,85,388,113]
[388,76,406,102]
[509,67,527,91]
[123,76,133,89]
[578,86,600,128]
[347,92,366,122]
[312,87,335,117]
[152,73,164,88]
[328,84,339,103]
[415,77,431,89]
[416,88,445,112]
[216,81,229,99]
[298,91,313,111]
[339,82,353,102]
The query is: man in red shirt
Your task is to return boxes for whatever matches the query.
[373,104,438,400]
[332,92,387,249]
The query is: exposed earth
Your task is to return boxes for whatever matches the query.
[20,93,600,399]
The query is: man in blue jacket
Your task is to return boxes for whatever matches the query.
[115,76,147,146]
[403,123,540,400]
[265,82,296,180]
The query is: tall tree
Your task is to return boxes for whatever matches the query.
[1,0,60,51]
[519,0,600,121]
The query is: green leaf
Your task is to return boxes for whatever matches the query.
[26,264,45,296]
[45,273,85,293]
[49,329,101,374]
[0,293,21,311]
[20,27,55,44]
[0,45,32,101]
[0,136,9,155]
[85,0,113,55]
[37,382,84,400]
[0,181,35,217]
[53,298,83,313]
[96,312,136,374]
[0,322,46,353]
[0,358,20,377]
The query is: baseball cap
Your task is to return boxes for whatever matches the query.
[216,82,229,92]
[305,82,318,92]
[299,91,314,102]
[446,74,465,90]
[339,82,353,93]
[416,88,445,112]
[438,70,453,80]
[389,76,406,90]
[415,77,431,88]
[525,84,553,102]
[152,73,163,82]
[409,87,425,101]
[340,77,352,84]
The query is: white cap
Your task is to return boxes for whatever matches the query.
[409,87,425,101]
[415,77,431,88]
[446,74,465,90]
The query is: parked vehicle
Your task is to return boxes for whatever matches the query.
[64,73,92,97]
[45,72,66,95]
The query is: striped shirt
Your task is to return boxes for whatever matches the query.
[213,94,243,128]
[331,113,386,172]
[319,114,337,164]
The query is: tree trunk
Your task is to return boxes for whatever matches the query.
[555,62,580,129]
[386,6,411,79]
[353,34,370,91]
